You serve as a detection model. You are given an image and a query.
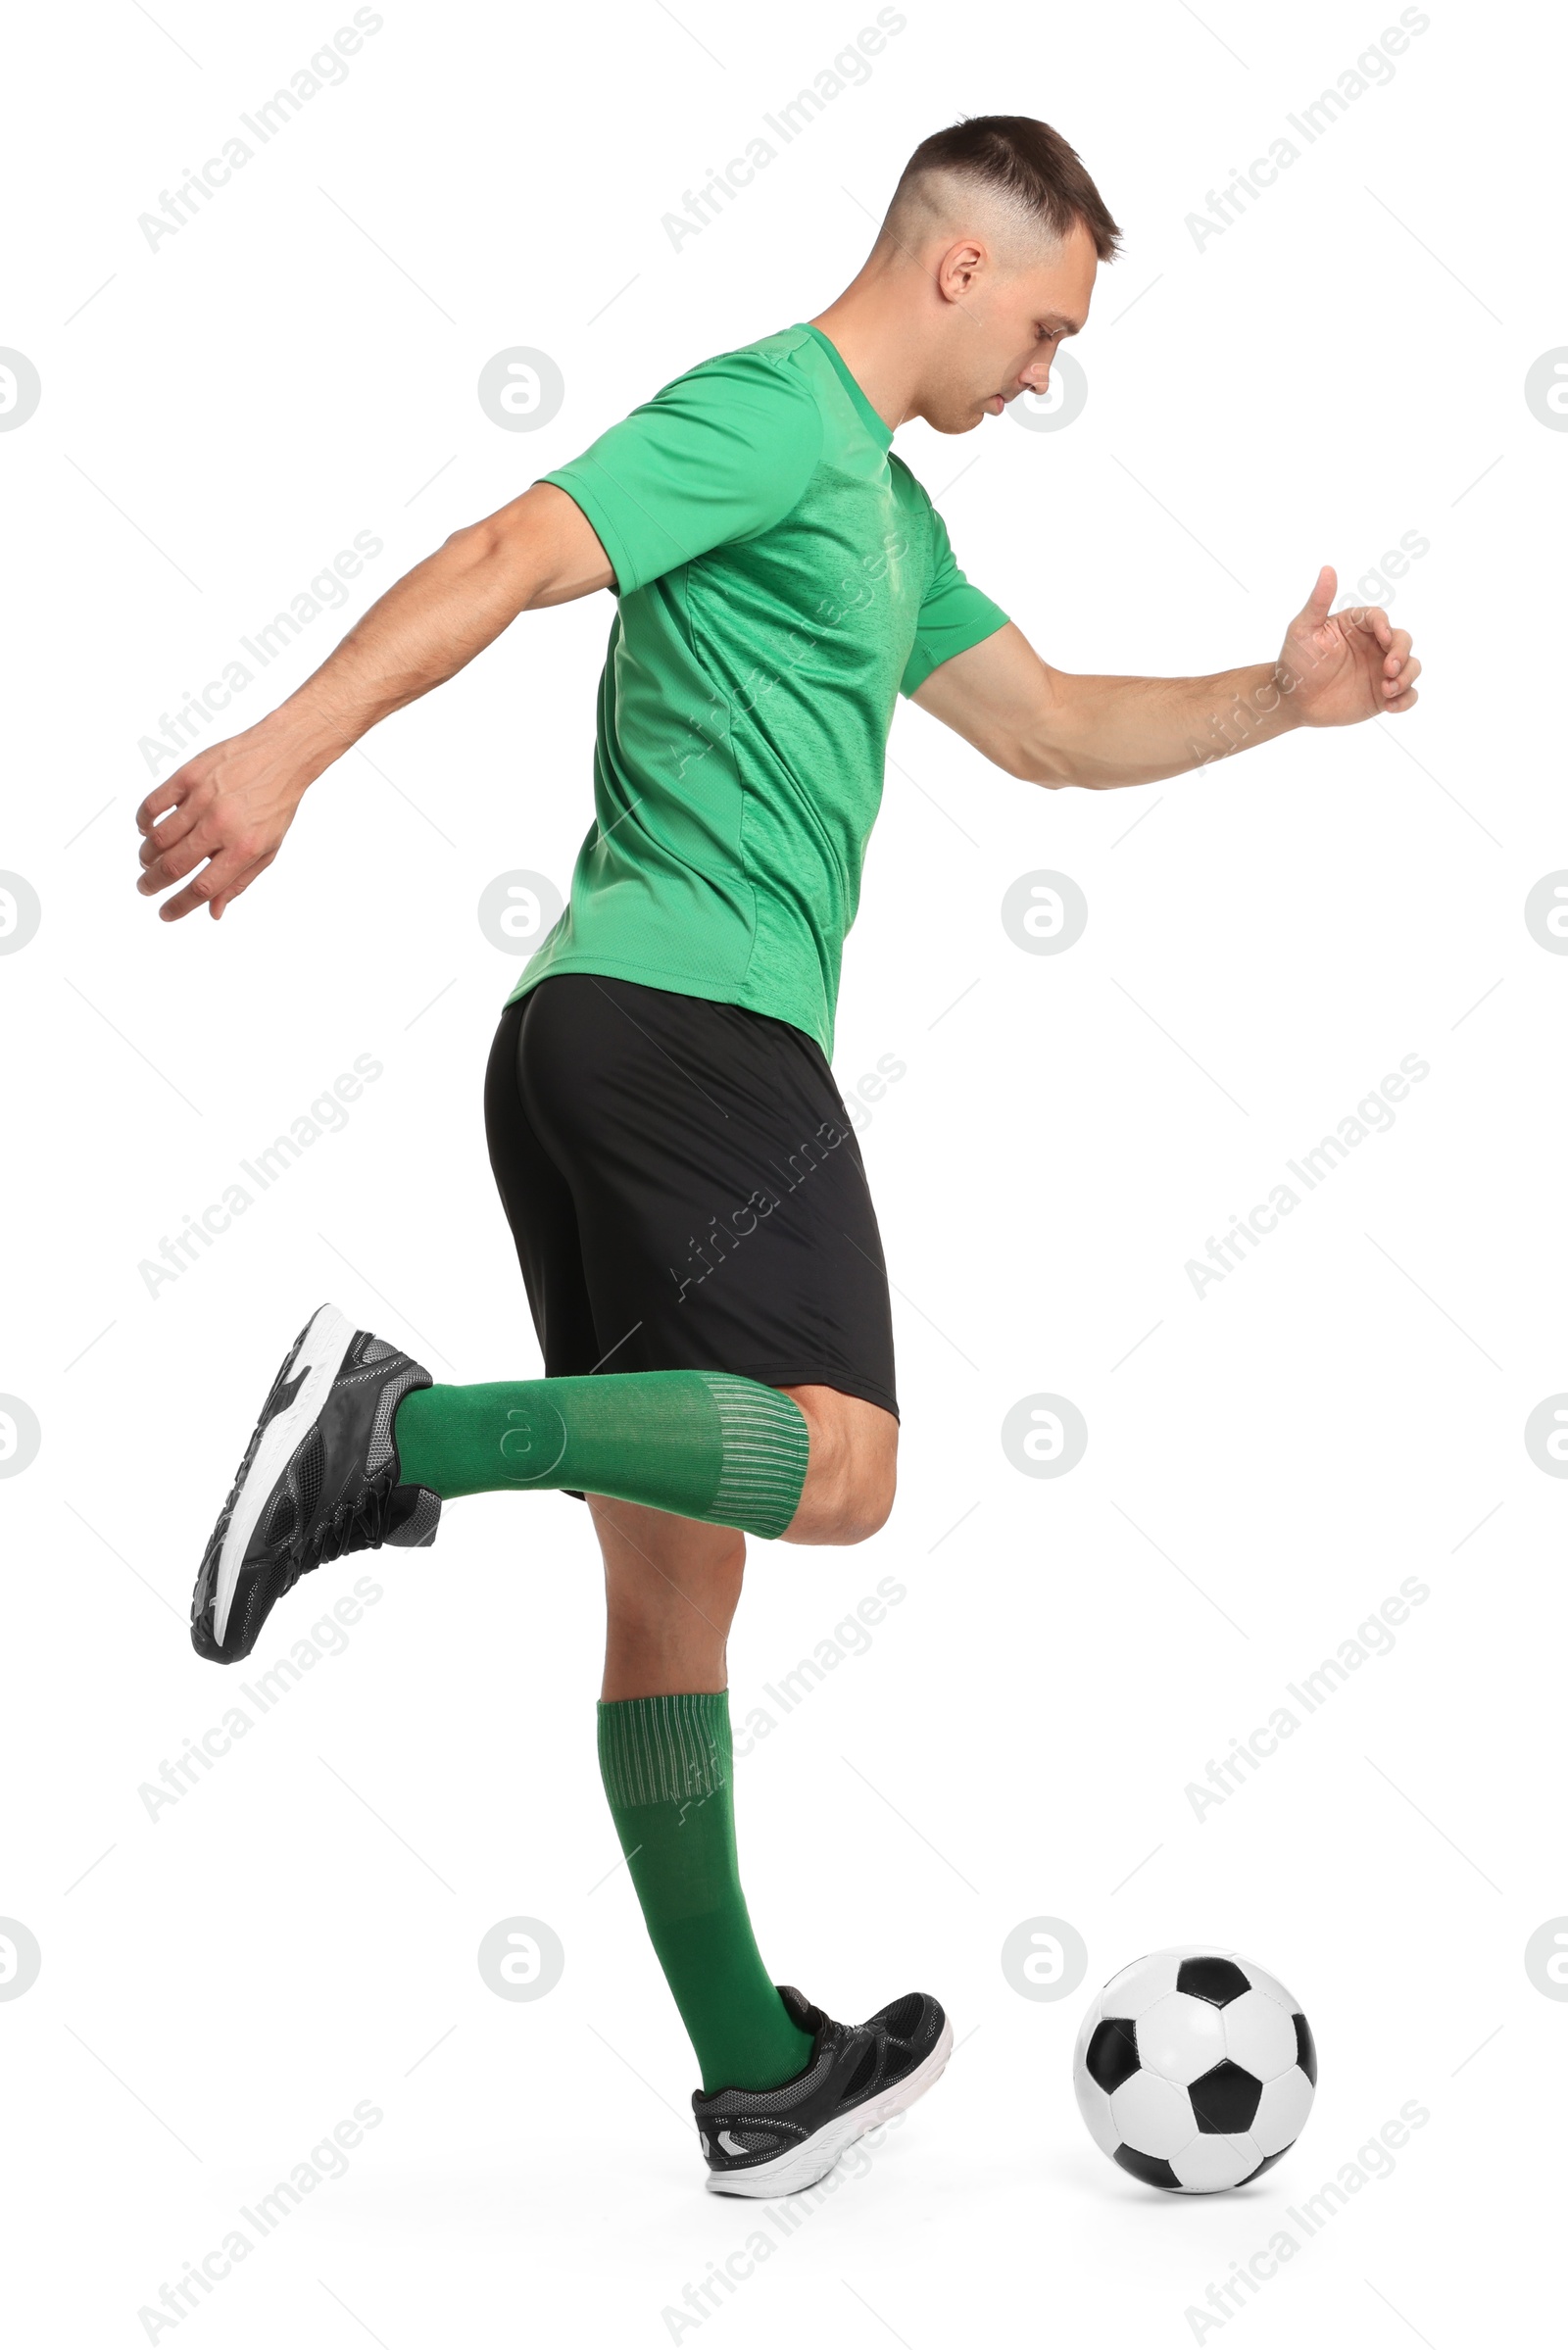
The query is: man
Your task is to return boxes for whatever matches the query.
[135,115,1421,2197]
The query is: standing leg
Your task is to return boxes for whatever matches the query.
[590,1382,897,2096]
[592,1497,816,2093]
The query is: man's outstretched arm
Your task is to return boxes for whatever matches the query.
[911,566,1422,789]
[135,483,613,922]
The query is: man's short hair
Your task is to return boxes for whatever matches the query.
[885,114,1121,264]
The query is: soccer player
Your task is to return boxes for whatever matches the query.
[135,116,1421,2195]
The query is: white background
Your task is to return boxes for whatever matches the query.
[2,0,1564,2341]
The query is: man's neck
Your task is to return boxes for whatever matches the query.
[807,275,925,433]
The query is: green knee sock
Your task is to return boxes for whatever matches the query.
[597,1690,814,2093]
[393,1371,808,1539]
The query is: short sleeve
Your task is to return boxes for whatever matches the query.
[899,504,1010,697]
[540,348,823,597]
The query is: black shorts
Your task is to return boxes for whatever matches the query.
[482,974,898,1418]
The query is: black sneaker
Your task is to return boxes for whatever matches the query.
[191,1303,440,1664]
[693,1984,952,2196]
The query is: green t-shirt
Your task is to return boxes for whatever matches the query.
[506,320,1009,1057]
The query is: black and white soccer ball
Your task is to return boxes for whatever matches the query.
[1073,1946,1317,2193]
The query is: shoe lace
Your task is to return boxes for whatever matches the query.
[261,1464,400,1613]
[307,1461,400,1572]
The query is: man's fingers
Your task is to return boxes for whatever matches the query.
[1385,685,1419,713]
[209,849,277,919]
[134,784,179,834]
[137,801,205,869]
[145,820,270,909]
[155,839,266,923]
[157,877,219,923]
[135,771,201,833]
[137,822,218,894]
[1383,655,1422,697]
[139,812,267,896]
[1305,563,1337,617]
[1345,601,1393,649]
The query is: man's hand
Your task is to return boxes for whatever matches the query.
[1278,564,1421,727]
[135,717,318,922]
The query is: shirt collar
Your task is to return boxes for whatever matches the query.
[798,322,895,450]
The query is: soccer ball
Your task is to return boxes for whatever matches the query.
[1073,1946,1317,2193]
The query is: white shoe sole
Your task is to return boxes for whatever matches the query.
[213,1303,354,1646]
[705,2013,955,2197]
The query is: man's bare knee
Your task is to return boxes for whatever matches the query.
[779,1385,898,1546]
[817,1468,895,1545]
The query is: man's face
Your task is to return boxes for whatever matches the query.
[920,218,1100,435]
